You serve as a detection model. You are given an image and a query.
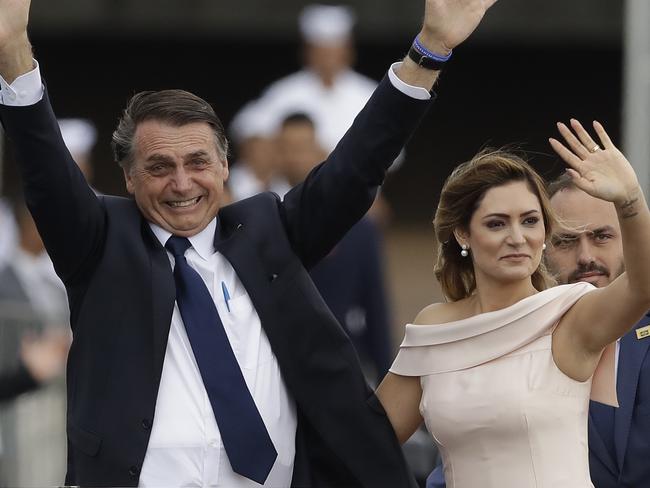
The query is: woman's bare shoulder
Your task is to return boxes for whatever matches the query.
[413,299,471,325]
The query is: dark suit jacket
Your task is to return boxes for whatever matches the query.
[0,75,431,487]
[589,311,650,487]
[428,311,650,488]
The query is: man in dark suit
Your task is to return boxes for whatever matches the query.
[0,0,496,486]
[427,173,650,488]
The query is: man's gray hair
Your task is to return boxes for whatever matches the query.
[111,89,229,170]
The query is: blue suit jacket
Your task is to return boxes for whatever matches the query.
[427,311,650,488]
[589,311,650,487]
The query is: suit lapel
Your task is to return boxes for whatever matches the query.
[141,220,176,389]
[614,313,650,471]
[588,404,618,476]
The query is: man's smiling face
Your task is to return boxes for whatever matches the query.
[123,119,229,237]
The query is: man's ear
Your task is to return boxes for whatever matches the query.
[221,158,229,182]
[123,166,135,195]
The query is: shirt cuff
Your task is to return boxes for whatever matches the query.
[0,60,44,106]
[387,62,432,100]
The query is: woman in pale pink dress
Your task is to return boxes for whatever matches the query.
[377,120,650,487]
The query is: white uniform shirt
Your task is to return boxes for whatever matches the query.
[255,68,377,153]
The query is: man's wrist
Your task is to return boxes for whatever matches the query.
[615,186,644,219]
[0,58,43,106]
[0,34,34,85]
[415,30,453,58]
[408,36,453,71]
[388,62,432,100]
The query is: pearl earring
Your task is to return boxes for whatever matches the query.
[542,243,547,251]
[460,244,469,257]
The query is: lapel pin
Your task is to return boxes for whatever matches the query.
[636,325,650,340]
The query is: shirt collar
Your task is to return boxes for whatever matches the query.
[149,219,217,261]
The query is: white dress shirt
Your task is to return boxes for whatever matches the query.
[254,68,377,154]
[140,219,297,487]
[0,60,430,487]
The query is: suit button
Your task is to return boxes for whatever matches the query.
[128,465,140,477]
[141,419,151,430]
[270,273,278,282]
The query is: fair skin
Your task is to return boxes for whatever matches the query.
[454,181,545,312]
[378,120,650,443]
[546,188,624,288]
[123,120,228,237]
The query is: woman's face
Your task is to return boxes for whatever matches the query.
[457,180,546,286]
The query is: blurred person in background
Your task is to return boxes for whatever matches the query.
[425,171,650,487]
[253,3,397,226]
[227,99,291,203]
[0,200,71,486]
[0,0,495,485]
[278,112,392,383]
[378,118,650,487]
[57,117,98,186]
[1,202,69,322]
[255,3,377,154]
[0,330,68,483]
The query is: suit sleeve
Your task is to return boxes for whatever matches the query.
[280,74,434,269]
[0,88,106,286]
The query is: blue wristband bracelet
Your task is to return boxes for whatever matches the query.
[413,36,453,62]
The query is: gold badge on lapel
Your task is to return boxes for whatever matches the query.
[636,325,650,340]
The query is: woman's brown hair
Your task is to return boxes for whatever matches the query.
[433,149,557,301]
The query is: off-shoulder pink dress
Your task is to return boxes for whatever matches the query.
[390,282,618,488]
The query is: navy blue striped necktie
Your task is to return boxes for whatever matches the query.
[165,235,277,484]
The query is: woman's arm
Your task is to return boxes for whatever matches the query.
[550,120,650,355]
[376,373,424,444]
[375,304,449,443]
